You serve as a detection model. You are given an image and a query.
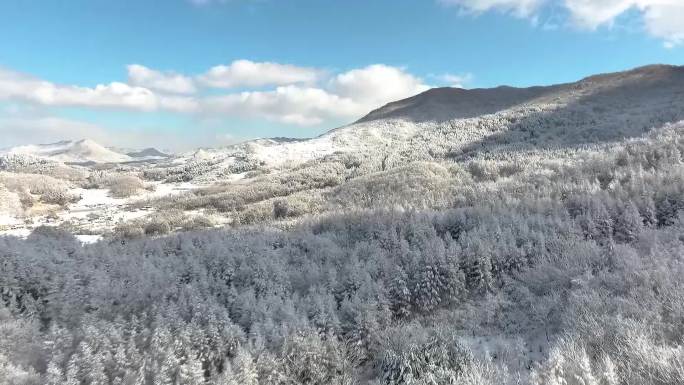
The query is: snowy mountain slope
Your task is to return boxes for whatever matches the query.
[3,139,132,163]
[172,64,684,176]
[3,64,684,240]
[6,65,683,176]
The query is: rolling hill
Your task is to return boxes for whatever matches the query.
[2,139,133,164]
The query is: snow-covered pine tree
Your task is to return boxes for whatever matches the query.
[613,201,642,243]
[387,266,412,317]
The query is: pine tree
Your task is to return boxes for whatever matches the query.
[614,202,642,243]
[178,353,205,385]
[638,196,657,227]
[465,254,493,294]
[231,347,258,385]
[154,350,179,385]
[387,266,412,317]
[88,352,109,385]
[439,256,466,306]
[593,202,614,242]
[45,358,64,385]
[413,262,442,312]
[655,195,682,226]
[64,355,81,385]
[133,360,148,385]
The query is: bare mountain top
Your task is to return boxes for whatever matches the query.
[357,64,684,124]
[357,85,556,123]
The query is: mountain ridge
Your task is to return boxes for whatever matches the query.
[356,64,684,124]
[5,64,684,168]
[2,139,133,164]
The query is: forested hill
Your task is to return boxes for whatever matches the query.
[2,65,684,384]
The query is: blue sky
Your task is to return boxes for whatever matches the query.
[1,0,683,150]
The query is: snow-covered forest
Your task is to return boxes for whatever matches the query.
[2,65,684,384]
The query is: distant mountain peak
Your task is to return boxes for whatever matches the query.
[3,139,132,164]
[126,147,171,159]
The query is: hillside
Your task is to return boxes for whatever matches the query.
[2,64,684,385]
[3,139,133,164]
[3,64,684,229]
[6,65,683,172]
[163,64,684,178]
[358,64,684,123]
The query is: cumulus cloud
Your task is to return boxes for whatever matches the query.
[563,0,636,29]
[198,60,323,89]
[0,67,196,112]
[127,64,196,94]
[441,0,684,47]
[205,86,365,126]
[191,63,431,125]
[0,62,433,137]
[643,2,684,48]
[330,64,430,107]
[565,0,684,47]
[200,65,430,125]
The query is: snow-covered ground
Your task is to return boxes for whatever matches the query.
[3,64,683,243]
[0,181,201,241]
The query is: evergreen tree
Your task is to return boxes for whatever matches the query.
[387,266,412,318]
[638,196,657,227]
[231,347,258,385]
[178,353,205,385]
[614,202,642,243]
[64,355,81,385]
[44,358,64,385]
[412,262,442,312]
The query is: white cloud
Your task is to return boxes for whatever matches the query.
[564,0,684,46]
[563,0,636,29]
[441,0,684,47]
[200,65,430,125]
[0,68,197,113]
[204,85,361,125]
[440,0,546,17]
[0,62,434,136]
[436,73,474,88]
[0,62,441,149]
[198,60,323,89]
[127,64,196,94]
[330,64,430,107]
[643,2,684,48]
